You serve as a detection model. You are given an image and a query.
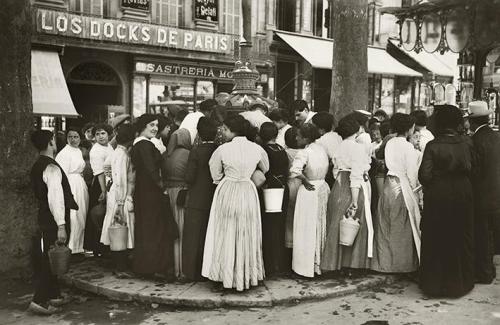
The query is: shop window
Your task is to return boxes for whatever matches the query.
[313,0,325,37]
[70,0,109,16]
[368,75,382,112]
[196,81,215,104]
[224,0,241,36]
[381,77,395,116]
[154,0,182,27]
[419,83,432,109]
[277,0,296,32]
[395,76,413,114]
[133,76,147,118]
[367,2,380,45]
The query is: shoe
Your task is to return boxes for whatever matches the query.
[28,301,61,315]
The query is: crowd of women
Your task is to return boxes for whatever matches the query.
[53,97,498,298]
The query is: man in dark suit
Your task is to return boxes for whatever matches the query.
[469,101,499,284]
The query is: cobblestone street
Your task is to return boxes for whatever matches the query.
[1,257,498,325]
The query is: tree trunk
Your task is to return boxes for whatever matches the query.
[0,0,36,275]
[329,0,368,125]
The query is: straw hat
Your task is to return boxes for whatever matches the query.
[468,101,491,117]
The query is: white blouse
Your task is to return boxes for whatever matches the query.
[316,131,342,163]
[276,124,292,149]
[56,145,85,176]
[209,136,269,184]
[42,164,65,226]
[290,142,329,181]
[385,136,422,188]
[89,143,114,176]
[333,137,371,188]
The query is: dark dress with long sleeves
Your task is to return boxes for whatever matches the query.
[182,142,217,281]
[260,143,290,275]
[471,125,500,283]
[418,135,474,297]
[131,139,176,277]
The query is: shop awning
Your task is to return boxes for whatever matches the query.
[389,40,457,77]
[275,31,422,77]
[31,50,79,117]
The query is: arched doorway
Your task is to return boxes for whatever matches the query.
[67,61,122,128]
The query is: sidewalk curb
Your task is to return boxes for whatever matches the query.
[60,261,392,308]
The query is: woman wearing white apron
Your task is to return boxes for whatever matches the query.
[55,129,89,255]
[100,125,136,250]
[371,113,422,273]
[321,117,373,271]
[291,124,330,277]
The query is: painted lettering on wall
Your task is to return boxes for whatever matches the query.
[36,8,233,54]
[135,61,234,80]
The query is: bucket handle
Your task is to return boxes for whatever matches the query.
[265,174,285,189]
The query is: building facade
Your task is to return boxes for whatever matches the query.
[31,0,458,128]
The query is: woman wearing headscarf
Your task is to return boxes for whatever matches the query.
[202,115,269,291]
[321,116,372,272]
[131,114,176,280]
[418,106,474,297]
[290,123,330,278]
[371,113,422,274]
[55,128,89,256]
[163,128,192,280]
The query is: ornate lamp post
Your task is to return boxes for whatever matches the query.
[225,0,276,114]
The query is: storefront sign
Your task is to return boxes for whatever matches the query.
[35,8,233,54]
[194,0,218,23]
[121,0,150,11]
[135,60,234,80]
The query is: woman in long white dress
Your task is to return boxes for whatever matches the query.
[100,125,136,250]
[202,115,269,291]
[55,128,89,254]
[290,124,330,277]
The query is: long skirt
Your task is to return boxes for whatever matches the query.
[202,178,264,291]
[292,180,330,277]
[260,186,289,275]
[67,174,88,254]
[100,183,135,249]
[285,178,302,248]
[182,207,210,281]
[133,192,176,277]
[371,176,418,273]
[166,187,185,278]
[84,176,104,253]
[321,171,371,271]
[420,175,474,297]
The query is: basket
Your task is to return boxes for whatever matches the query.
[108,224,129,252]
[263,188,285,213]
[339,216,360,246]
[48,242,71,276]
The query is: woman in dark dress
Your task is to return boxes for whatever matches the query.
[131,114,177,280]
[182,117,218,281]
[418,105,475,297]
[259,122,290,275]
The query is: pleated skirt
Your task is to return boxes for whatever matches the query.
[321,171,371,271]
[202,178,264,291]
